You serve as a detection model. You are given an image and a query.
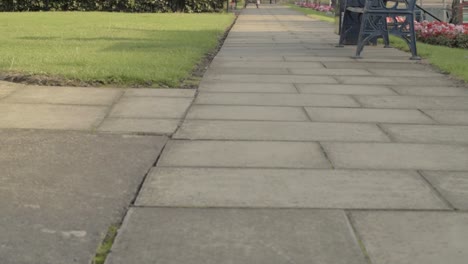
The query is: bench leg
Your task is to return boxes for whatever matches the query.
[408,19,421,60]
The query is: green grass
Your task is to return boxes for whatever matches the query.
[389,37,468,83]
[287,4,335,23]
[93,225,118,264]
[0,12,234,87]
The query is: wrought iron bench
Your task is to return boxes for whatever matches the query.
[337,0,420,60]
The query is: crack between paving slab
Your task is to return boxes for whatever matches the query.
[375,123,396,142]
[91,90,126,131]
[348,95,363,107]
[344,211,374,264]
[318,142,335,169]
[417,170,457,210]
[292,83,301,93]
[417,109,439,123]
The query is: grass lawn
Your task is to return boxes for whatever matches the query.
[287,4,335,23]
[0,12,234,87]
[389,37,468,83]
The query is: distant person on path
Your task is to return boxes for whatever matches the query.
[256,0,260,8]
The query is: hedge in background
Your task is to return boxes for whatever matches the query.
[0,0,225,12]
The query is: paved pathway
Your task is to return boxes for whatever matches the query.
[106,5,468,264]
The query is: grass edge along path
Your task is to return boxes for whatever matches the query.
[287,4,468,83]
[287,4,335,23]
[0,13,235,88]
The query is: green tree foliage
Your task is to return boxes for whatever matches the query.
[0,0,225,12]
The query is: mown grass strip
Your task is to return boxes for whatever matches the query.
[93,225,119,264]
[287,4,335,23]
[0,12,234,87]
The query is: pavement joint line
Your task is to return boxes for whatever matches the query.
[417,170,457,210]
[168,138,394,144]
[193,103,362,108]
[92,89,126,131]
[0,101,113,107]
[292,83,301,93]
[301,107,313,121]
[129,205,458,212]
[318,142,335,169]
[348,95,364,107]
[344,211,375,264]
[383,85,401,95]
[170,89,199,138]
[418,109,439,123]
[375,123,397,142]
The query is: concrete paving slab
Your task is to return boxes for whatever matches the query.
[0,130,166,264]
[212,56,284,62]
[136,167,448,209]
[3,86,122,105]
[158,140,331,169]
[391,86,468,96]
[284,56,356,62]
[0,81,22,98]
[195,93,359,107]
[423,110,468,124]
[0,103,107,130]
[368,69,444,77]
[124,88,195,98]
[209,61,325,69]
[421,171,468,210]
[356,96,468,110]
[297,84,397,95]
[322,142,468,171]
[98,118,180,135]
[393,77,456,86]
[351,211,468,264]
[106,208,366,264]
[322,61,427,70]
[382,124,468,144]
[305,107,434,124]
[287,68,372,76]
[199,82,298,93]
[335,76,397,85]
[207,67,290,75]
[109,97,192,119]
[174,120,390,142]
[205,74,338,84]
[185,105,308,121]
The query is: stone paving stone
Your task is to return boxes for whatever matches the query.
[209,61,325,69]
[394,77,456,86]
[106,208,367,264]
[381,124,468,144]
[158,140,331,169]
[284,56,356,62]
[136,167,448,209]
[322,142,468,171]
[97,118,180,135]
[0,81,22,98]
[174,120,390,142]
[297,84,397,95]
[109,97,192,119]
[195,93,359,107]
[423,110,468,124]
[0,103,107,130]
[205,74,338,84]
[199,82,298,93]
[207,67,290,75]
[305,107,434,124]
[288,68,371,76]
[421,171,468,210]
[391,86,468,96]
[0,130,166,264]
[335,76,397,85]
[368,69,444,77]
[3,86,122,105]
[185,105,308,121]
[212,56,285,62]
[355,96,468,110]
[351,211,468,264]
[124,88,195,98]
[322,61,427,70]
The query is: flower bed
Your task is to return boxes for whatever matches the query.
[296,2,334,13]
[414,21,468,49]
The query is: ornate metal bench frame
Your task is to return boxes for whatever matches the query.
[338,0,421,60]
